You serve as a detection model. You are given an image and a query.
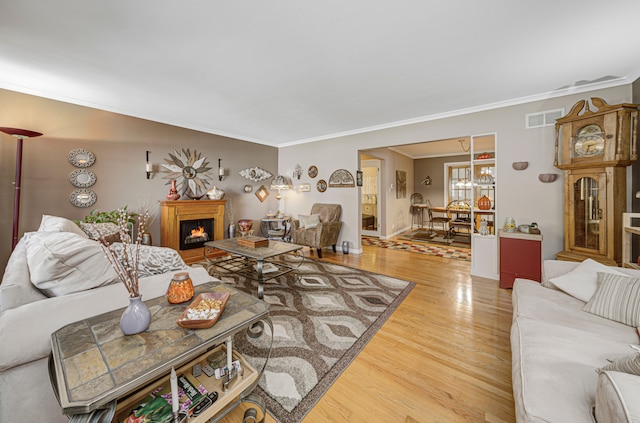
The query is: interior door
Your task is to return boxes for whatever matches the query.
[361,160,381,237]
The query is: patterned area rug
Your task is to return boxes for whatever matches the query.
[211,259,414,423]
[399,228,471,248]
[362,235,471,261]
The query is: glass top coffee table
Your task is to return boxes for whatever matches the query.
[204,238,304,299]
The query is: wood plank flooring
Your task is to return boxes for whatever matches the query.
[221,242,515,423]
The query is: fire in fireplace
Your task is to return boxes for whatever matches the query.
[180,218,214,250]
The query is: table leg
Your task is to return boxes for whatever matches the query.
[255,259,264,299]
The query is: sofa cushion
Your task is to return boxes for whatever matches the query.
[512,279,640,344]
[37,215,88,238]
[109,243,188,278]
[511,315,633,423]
[595,371,640,423]
[25,231,119,296]
[79,222,121,243]
[0,235,47,312]
[549,259,626,302]
[583,273,640,327]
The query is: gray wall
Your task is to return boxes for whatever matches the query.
[413,154,468,207]
[0,89,278,271]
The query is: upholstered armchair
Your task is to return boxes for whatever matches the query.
[291,203,343,258]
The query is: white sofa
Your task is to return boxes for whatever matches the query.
[511,259,640,423]
[0,216,215,423]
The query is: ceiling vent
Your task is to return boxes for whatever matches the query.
[525,109,565,129]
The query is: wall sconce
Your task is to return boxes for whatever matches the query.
[293,164,303,180]
[146,150,152,179]
[218,158,225,181]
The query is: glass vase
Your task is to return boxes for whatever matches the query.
[120,295,151,335]
[166,272,194,304]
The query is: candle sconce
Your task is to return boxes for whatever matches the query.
[146,150,153,179]
[218,158,225,181]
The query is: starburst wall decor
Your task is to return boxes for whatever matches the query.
[161,149,213,198]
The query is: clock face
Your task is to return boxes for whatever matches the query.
[573,124,605,158]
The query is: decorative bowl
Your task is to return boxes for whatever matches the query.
[237,219,253,233]
[176,292,230,329]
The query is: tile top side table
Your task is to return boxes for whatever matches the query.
[49,282,270,418]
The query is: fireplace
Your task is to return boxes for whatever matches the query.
[160,200,226,264]
[180,218,214,250]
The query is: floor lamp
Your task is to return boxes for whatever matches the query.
[0,127,43,250]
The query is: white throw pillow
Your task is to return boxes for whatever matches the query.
[549,259,626,302]
[38,215,88,238]
[26,231,119,297]
[299,214,321,229]
[583,273,640,327]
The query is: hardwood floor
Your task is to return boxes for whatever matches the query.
[223,243,515,423]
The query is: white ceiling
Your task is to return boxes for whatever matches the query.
[1,1,640,147]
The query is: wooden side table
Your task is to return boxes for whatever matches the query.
[499,229,543,289]
[260,216,291,241]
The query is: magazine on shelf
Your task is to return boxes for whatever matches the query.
[120,373,207,422]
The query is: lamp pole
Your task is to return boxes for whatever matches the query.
[0,127,43,250]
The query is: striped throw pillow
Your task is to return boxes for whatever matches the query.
[583,273,640,327]
[599,353,640,376]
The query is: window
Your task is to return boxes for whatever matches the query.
[447,163,471,204]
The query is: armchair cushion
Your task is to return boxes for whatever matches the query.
[298,214,321,229]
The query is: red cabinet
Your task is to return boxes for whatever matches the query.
[499,230,542,289]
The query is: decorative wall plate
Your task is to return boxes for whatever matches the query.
[240,167,272,182]
[316,179,327,192]
[69,169,96,188]
[161,148,212,197]
[328,169,355,187]
[243,184,253,193]
[308,165,318,178]
[70,189,97,208]
[255,185,269,202]
[68,148,95,168]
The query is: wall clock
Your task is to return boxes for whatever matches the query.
[572,124,605,158]
[161,148,212,197]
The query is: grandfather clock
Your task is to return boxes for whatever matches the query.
[554,97,638,266]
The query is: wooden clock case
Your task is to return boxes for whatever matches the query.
[554,97,639,265]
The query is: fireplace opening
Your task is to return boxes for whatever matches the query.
[179,218,214,250]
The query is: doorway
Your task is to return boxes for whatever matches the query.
[361,159,381,237]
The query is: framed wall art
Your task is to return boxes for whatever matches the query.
[396,170,407,199]
[356,170,363,187]
[255,185,269,202]
[298,183,310,192]
[328,169,355,187]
